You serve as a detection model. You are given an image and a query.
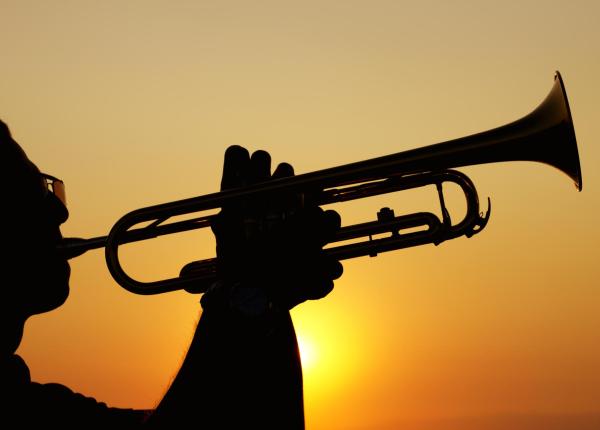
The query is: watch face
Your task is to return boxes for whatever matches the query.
[201,282,274,317]
[230,285,272,317]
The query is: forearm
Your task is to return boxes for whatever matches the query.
[148,304,304,429]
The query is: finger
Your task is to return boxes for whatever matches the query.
[321,209,341,237]
[311,255,343,282]
[245,150,272,219]
[304,278,335,301]
[249,150,271,184]
[303,257,341,301]
[298,208,341,246]
[272,162,294,179]
[327,258,344,280]
[221,145,250,191]
[269,162,299,215]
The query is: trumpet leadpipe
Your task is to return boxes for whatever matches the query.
[59,215,214,259]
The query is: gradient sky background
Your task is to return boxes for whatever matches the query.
[2,1,599,429]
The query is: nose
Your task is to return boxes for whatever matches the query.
[46,192,69,225]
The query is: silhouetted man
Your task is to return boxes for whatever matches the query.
[0,119,342,428]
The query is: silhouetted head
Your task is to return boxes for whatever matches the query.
[0,120,70,355]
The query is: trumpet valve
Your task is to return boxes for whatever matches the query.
[377,207,400,237]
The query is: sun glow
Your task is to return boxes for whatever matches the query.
[291,292,371,395]
[297,335,317,370]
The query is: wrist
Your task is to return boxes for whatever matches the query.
[200,280,280,317]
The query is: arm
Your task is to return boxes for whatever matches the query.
[149,296,304,428]
[148,146,341,428]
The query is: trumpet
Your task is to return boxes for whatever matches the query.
[59,71,582,295]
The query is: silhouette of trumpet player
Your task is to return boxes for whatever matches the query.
[0,119,342,428]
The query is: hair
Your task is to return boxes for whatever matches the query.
[0,119,44,207]
[1,119,26,168]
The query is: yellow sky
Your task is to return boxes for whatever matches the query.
[3,1,599,429]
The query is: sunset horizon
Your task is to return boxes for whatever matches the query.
[3,1,599,428]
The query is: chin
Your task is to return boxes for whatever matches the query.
[29,258,71,315]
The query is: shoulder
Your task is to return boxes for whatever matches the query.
[31,382,150,426]
[2,355,149,426]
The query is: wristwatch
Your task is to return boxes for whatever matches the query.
[200,281,277,317]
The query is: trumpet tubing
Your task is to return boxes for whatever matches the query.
[60,71,582,295]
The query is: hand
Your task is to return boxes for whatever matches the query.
[209,145,343,310]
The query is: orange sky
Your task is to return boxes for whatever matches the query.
[2,1,599,429]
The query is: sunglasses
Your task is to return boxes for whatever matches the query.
[41,173,67,206]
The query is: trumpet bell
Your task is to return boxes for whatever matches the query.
[481,71,581,190]
[536,71,581,190]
